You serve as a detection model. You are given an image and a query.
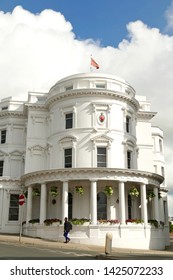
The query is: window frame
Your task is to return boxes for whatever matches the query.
[0,160,4,176]
[8,194,19,221]
[97,192,107,220]
[127,150,132,169]
[126,116,131,133]
[1,129,7,144]
[97,147,107,168]
[64,148,72,168]
[65,84,73,91]
[65,112,73,129]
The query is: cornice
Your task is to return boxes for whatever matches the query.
[21,167,163,187]
[0,111,26,118]
[46,89,140,110]
[137,111,157,120]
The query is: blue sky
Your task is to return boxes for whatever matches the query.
[0,1,173,214]
[0,0,172,47]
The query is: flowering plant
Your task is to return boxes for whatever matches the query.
[104,186,113,196]
[108,219,120,224]
[44,218,61,226]
[70,218,90,225]
[28,218,40,224]
[75,186,84,194]
[126,219,144,224]
[129,187,139,197]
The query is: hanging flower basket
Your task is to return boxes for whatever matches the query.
[32,188,40,196]
[147,191,155,201]
[104,185,113,196]
[75,186,84,194]
[129,187,139,197]
[50,186,58,197]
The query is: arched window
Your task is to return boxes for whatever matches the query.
[97,192,107,220]
[68,192,73,219]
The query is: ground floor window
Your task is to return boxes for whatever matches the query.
[8,194,19,221]
[97,192,107,220]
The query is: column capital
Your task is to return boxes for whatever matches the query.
[119,178,127,183]
[61,180,69,183]
[89,179,98,182]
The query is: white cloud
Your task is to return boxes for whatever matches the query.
[165,1,173,30]
[0,6,173,215]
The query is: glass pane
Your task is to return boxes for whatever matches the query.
[66,113,73,129]
[9,208,19,221]
[97,147,106,154]
[97,192,107,220]
[65,149,72,156]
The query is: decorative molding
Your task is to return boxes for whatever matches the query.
[21,167,163,187]
[46,89,140,110]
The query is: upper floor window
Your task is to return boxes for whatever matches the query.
[1,106,8,111]
[159,139,163,153]
[126,116,131,133]
[97,147,107,167]
[95,83,106,89]
[127,150,132,169]
[65,85,73,91]
[64,148,72,168]
[8,194,19,221]
[0,160,4,176]
[65,113,73,129]
[161,166,165,177]
[1,129,6,144]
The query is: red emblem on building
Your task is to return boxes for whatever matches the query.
[99,112,105,123]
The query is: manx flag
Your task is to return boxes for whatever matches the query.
[91,57,99,69]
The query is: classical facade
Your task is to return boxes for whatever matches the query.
[0,73,169,249]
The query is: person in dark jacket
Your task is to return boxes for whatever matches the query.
[64,217,72,243]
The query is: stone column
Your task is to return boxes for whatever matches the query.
[118,181,126,224]
[140,183,148,225]
[26,186,33,223]
[153,187,160,222]
[62,181,69,221]
[40,183,47,224]
[90,180,97,225]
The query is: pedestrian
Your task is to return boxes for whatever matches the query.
[63,217,72,243]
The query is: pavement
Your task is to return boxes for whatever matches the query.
[0,233,173,259]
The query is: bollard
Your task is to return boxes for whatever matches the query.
[105,232,113,254]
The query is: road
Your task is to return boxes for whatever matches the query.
[0,236,173,260]
[0,241,97,260]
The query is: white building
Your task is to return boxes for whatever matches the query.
[0,73,170,249]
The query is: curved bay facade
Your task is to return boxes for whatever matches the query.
[0,73,169,249]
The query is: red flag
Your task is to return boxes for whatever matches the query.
[91,57,99,69]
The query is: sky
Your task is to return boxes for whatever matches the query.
[0,0,173,215]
